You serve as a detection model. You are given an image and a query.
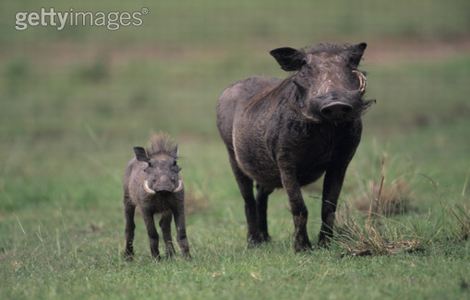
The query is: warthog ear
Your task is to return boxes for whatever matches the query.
[170,146,178,159]
[270,47,306,71]
[133,146,149,162]
[349,42,367,67]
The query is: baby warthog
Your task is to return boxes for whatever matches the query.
[123,134,190,260]
[217,42,374,252]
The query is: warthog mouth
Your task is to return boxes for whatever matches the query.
[143,180,156,194]
[301,112,322,123]
[173,179,184,193]
[143,179,184,195]
[360,99,376,115]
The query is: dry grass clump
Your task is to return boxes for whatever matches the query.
[334,206,423,256]
[354,178,414,216]
[334,156,422,256]
[352,156,415,217]
[447,203,470,242]
[334,155,469,256]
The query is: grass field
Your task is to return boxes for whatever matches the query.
[1,1,470,299]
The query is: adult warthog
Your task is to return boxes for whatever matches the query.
[216,42,374,252]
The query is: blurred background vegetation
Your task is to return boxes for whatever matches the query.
[1,0,469,208]
[1,1,469,299]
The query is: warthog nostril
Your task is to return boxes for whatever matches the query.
[320,102,353,119]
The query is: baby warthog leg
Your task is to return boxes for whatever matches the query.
[142,211,161,260]
[123,202,136,260]
[159,213,176,258]
[172,205,190,258]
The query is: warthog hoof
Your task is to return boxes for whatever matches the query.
[294,235,312,252]
[247,233,264,248]
[259,232,271,243]
[318,232,333,248]
[152,254,162,262]
[123,250,134,261]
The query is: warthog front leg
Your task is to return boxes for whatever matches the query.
[279,164,312,252]
[123,201,136,260]
[159,212,176,258]
[142,211,161,260]
[318,162,349,247]
[319,127,359,247]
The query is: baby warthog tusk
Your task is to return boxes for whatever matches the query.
[173,179,184,193]
[352,70,367,93]
[143,180,156,194]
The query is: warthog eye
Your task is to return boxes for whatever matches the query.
[144,162,154,171]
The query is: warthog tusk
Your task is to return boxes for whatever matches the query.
[143,180,156,194]
[352,70,367,93]
[173,179,184,193]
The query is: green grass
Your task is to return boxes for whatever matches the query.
[1,0,470,299]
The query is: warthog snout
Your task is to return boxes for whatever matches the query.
[147,177,183,194]
[320,101,353,120]
[154,175,174,192]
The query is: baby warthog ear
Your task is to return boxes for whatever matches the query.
[133,146,149,162]
[270,47,306,71]
[170,146,178,159]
